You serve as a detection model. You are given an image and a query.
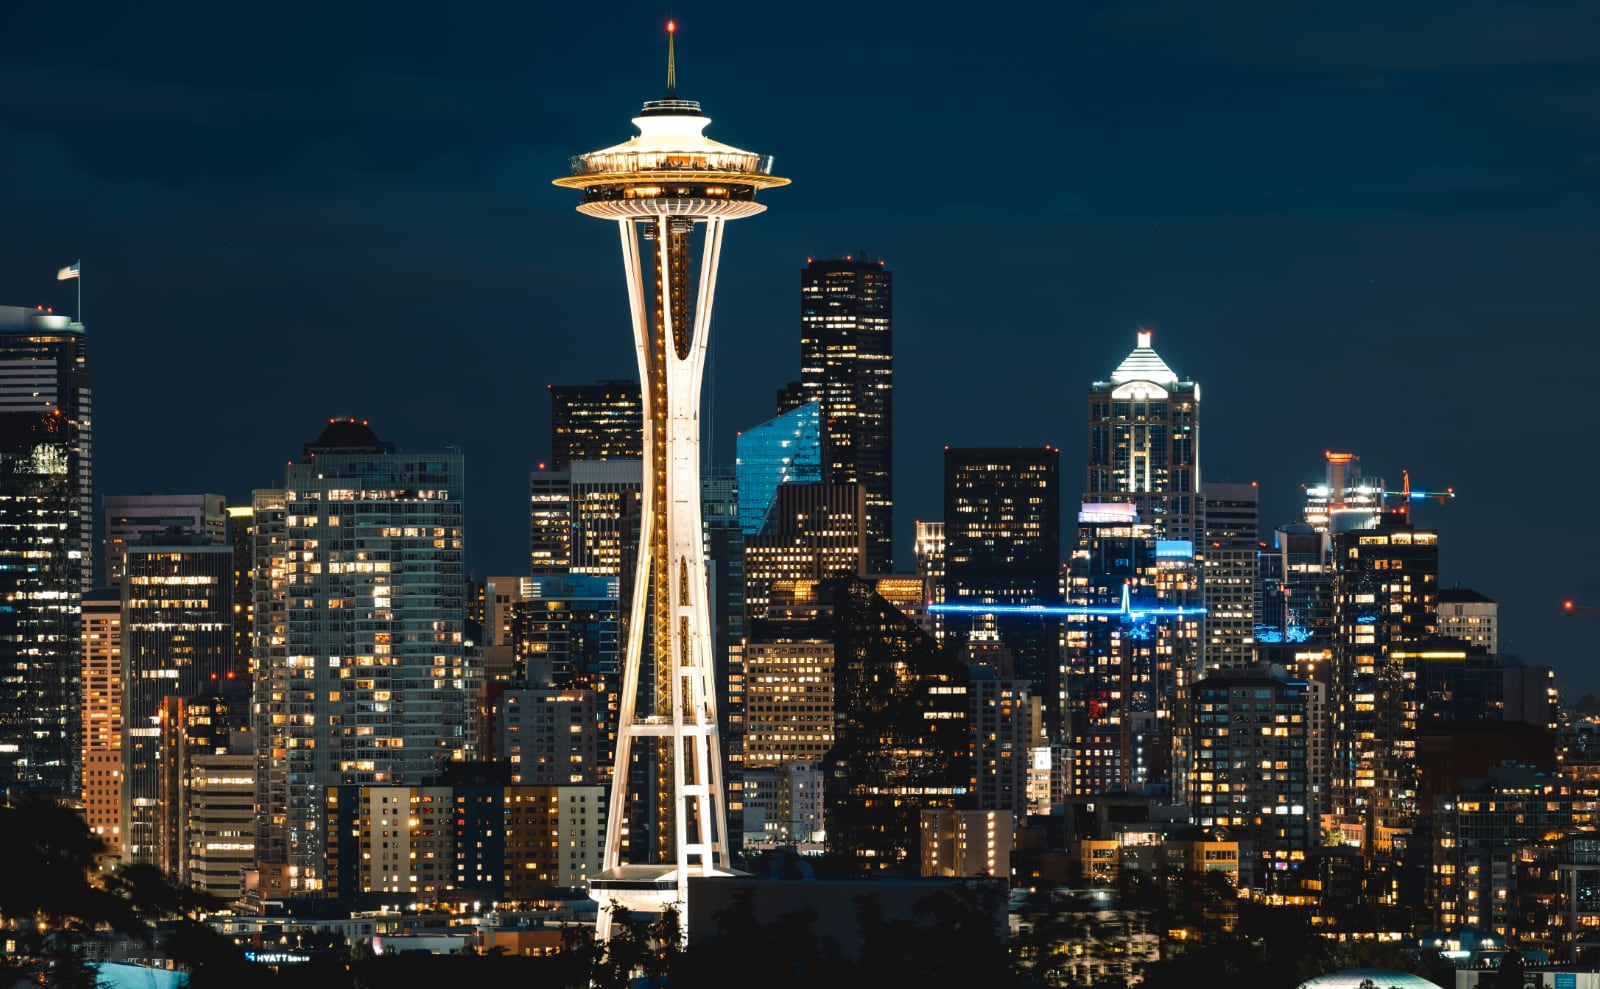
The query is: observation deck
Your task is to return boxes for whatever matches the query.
[553,98,788,220]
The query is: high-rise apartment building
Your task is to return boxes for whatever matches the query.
[701,466,745,758]
[824,578,970,872]
[916,520,947,640]
[512,573,621,689]
[162,685,253,900]
[494,687,606,785]
[966,665,1044,813]
[226,506,257,676]
[742,637,835,773]
[942,447,1062,730]
[743,482,866,621]
[1431,765,1590,936]
[735,401,822,536]
[1436,587,1498,653]
[1199,482,1258,672]
[1085,330,1199,543]
[81,588,123,861]
[252,420,470,892]
[1190,668,1312,879]
[529,460,643,576]
[549,379,643,469]
[103,493,226,587]
[0,305,91,797]
[324,778,606,905]
[121,537,233,865]
[1062,502,1203,797]
[1258,522,1335,645]
[1329,511,1438,853]
[914,520,945,585]
[799,256,893,573]
[920,808,1015,880]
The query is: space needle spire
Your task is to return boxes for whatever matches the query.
[553,23,788,943]
[665,19,677,98]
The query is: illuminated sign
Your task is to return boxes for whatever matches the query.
[1079,503,1138,524]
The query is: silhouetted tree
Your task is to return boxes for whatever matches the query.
[1494,950,1527,989]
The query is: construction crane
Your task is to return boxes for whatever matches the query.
[1382,470,1455,518]
[1564,600,1600,618]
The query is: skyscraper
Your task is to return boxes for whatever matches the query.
[941,447,1062,730]
[552,23,787,938]
[120,536,233,865]
[252,419,469,892]
[799,255,893,573]
[825,577,970,872]
[1062,503,1203,797]
[512,573,621,689]
[1303,451,1386,534]
[162,683,253,899]
[1085,330,1199,543]
[1329,510,1439,853]
[0,305,91,797]
[528,460,644,576]
[549,379,644,469]
[1199,482,1258,672]
[81,588,123,860]
[735,401,822,536]
[1257,521,1334,645]
[700,466,746,842]
[743,482,866,621]
[102,493,226,587]
[1189,668,1312,875]
[226,505,257,676]
[1436,587,1498,653]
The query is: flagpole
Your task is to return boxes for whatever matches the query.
[58,260,81,323]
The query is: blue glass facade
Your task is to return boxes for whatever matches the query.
[735,401,821,535]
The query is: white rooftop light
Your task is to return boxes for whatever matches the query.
[1108,329,1181,387]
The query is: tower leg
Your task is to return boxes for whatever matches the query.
[593,213,735,944]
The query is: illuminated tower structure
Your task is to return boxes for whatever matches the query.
[1329,508,1438,857]
[0,305,91,798]
[1060,502,1203,797]
[251,420,468,893]
[799,255,894,573]
[121,536,232,866]
[941,447,1062,731]
[1303,451,1386,534]
[1198,482,1258,672]
[549,379,644,468]
[552,24,787,938]
[1084,330,1199,543]
[81,589,124,861]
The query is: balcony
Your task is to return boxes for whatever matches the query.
[567,150,775,178]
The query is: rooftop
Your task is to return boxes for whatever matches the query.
[1107,329,1184,387]
[303,418,395,459]
[1438,587,1495,605]
[553,25,787,195]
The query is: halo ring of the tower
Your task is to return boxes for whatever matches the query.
[574,199,768,220]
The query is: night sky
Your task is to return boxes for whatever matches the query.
[4,3,1597,690]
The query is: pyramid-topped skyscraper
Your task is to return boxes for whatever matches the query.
[1083,329,1200,543]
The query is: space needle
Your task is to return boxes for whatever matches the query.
[552,23,788,941]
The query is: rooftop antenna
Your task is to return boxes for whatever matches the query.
[666,20,677,99]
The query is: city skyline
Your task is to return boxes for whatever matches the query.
[2,3,1596,692]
